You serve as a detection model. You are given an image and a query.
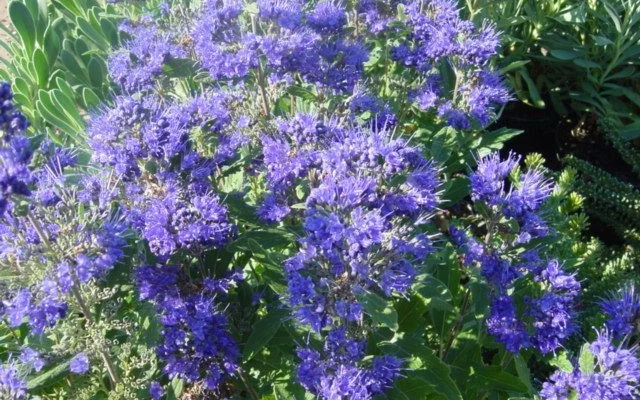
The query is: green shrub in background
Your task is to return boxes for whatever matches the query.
[0,0,120,147]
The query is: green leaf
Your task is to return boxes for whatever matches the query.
[381,334,462,400]
[442,176,470,204]
[27,360,70,391]
[54,76,75,102]
[243,309,287,361]
[519,69,545,108]
[166,378,184,400]
[593,35,614,46]
[396,295,427,332]
[514,355,534,393]
[390,378,434,399]
[233,229,294,251]
[619,119,640,140]
[555,4,587,24]
[52,0,85,17]
[82,87,101,109]
[415,274,453,312]
[43,25,61,68]
[470,366,529,393]
[621,88,640,108]
[9,1,36,54]
[605,66,636,81]
[100,18,119,46]
[573,58,600,69]
[163,57,198,78]
[218,170,244,193]
[578,343,595,374]
[548,49,579,61]
[76,16,109,51]
[549,352,574,373]
[36,90,84,144]
[60,49,88,84]
[476,127,523,156]
[32,48,49,88]
[286,85,317,101]
[429,127,456,163]
[602,1,622,33]
[88,56,105,89]
[499,60,530,74]
[49,88,85,131]
[357,291,398,331]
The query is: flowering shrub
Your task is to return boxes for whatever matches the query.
[0,0,638,399]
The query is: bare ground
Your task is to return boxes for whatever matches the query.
[0,2,12,60]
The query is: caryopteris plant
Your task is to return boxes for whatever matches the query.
[0,1,638,399]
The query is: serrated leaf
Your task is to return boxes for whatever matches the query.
[549,352,574,373]
[442,176,470,204]
[166,378,184,400]
[286,85,317,101]
[396,295,427,332]
[514,355,534,393]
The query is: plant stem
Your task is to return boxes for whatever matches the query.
[71,287,121,387]
[251,16,271,116]
[238,370,259,400]
[26,213,120,388]
[441,287,471,360]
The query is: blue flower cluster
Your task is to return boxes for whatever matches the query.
[453,152,579,354]
[0,84,128,338]
[193,0,368,93]
[541,330,640,400]
[88,91,242,259]
[2,204,127,334]
[386,0,509,128]
[600,284,640,339]
[297,327,403,399]
[109,21,186,93]
[70,353,90,374]
[0,84,31,217]
[0,363,26,399]
[136,265,241,391]
[256,113,440,396]
[0,82,28,138]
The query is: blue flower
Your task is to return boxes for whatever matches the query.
[541,330,640,400]
[136,266,240,390]
[307,1,347,34]
[600,284,640,339]
[70,353,90,374]
[19,348,45,372]
[149,381,164,399]
[0,363,27,399]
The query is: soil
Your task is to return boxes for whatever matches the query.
[0,2,11,60]
[500,101,640,186]
[498,100,640,245]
